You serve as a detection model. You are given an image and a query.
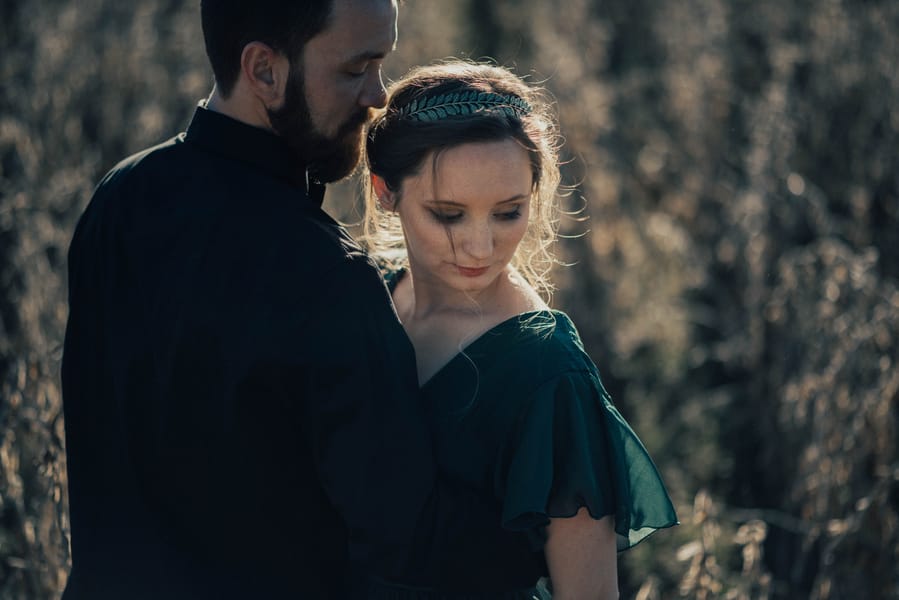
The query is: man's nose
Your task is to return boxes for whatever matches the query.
[360,68,388,109]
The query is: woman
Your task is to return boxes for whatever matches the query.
[363,61,677,599]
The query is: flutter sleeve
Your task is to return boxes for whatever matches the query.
[497,369,678,551]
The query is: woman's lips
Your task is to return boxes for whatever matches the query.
[456,265,490,277]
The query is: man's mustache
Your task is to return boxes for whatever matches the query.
[339,108,372,136]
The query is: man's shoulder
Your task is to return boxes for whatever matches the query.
[96,133,188,192]
[277,213,375,281]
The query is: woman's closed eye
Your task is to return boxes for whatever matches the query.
[429,209,463,224]
[428,206,523,224]
[495,206,523,221]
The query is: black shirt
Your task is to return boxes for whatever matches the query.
[61,106,462,598]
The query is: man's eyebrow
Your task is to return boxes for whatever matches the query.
[344,50,389,63]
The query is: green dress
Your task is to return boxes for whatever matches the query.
[370,269,678,599]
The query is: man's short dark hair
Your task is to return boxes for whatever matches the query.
[200,0,335,97]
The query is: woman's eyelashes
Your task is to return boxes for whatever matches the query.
[496,206,523,221]
[429,209,463,224]
[428,205,524,225]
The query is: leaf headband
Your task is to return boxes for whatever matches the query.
[395,90,532,123]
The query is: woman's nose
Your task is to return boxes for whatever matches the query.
[461,222,494,260]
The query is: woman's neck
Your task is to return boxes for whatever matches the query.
[393,264,548,385]
[403,268,503,320]
[396,264,546,325]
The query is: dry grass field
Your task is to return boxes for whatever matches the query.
[1,1,897,598]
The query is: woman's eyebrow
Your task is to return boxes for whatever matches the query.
[426,194,528,207]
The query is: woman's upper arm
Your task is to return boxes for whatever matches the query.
[545,507,619,600]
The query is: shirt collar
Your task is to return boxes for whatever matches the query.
[183,103,326,206]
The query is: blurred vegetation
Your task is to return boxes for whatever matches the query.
[1,0,897,598]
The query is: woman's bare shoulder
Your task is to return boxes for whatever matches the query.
[501,266,550,316]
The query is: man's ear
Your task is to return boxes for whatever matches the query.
[371,174,396,211]
[240,41,288,106]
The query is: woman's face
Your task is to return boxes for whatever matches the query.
[393,139,533,296]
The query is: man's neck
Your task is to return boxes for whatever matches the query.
[205,85,273,132]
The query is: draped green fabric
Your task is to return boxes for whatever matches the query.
[419,308,679,552]
[379,268,678,595]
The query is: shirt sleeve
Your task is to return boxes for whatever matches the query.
[276,255,424,570]
[288,254,501,579]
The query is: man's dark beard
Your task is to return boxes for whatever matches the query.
[267,67,370,184]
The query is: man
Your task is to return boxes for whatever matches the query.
[62,1,493,597]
